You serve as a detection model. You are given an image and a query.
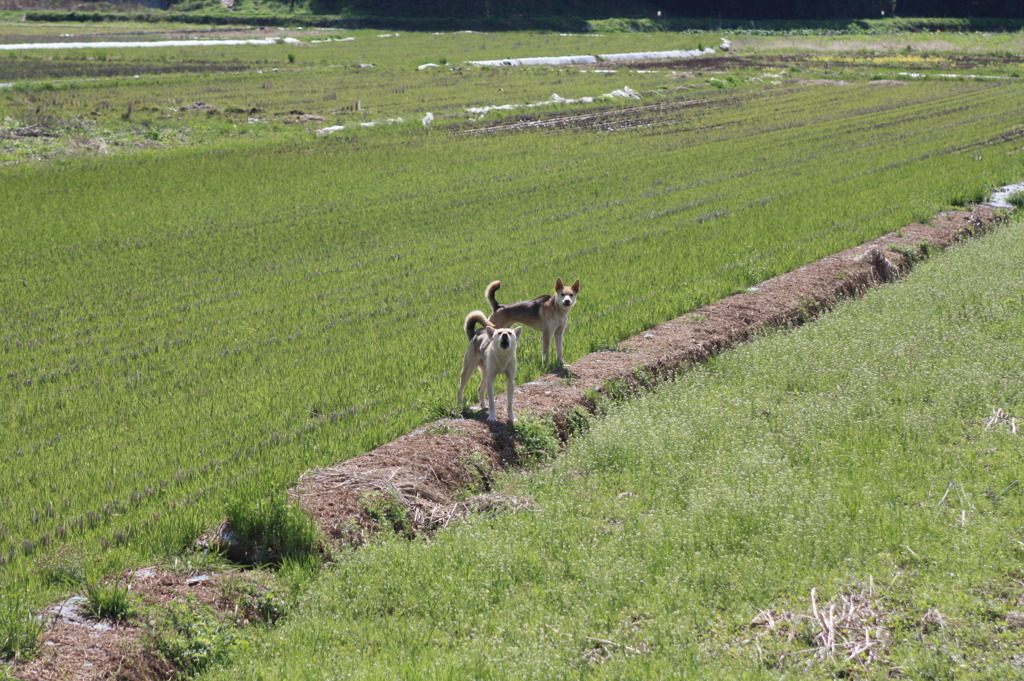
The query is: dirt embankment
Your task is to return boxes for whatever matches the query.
[12,204,1006,681]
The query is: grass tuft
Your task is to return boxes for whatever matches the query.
[0,594,44,662]
[83,576,136,622]
[223,494,324,566]
[220,574,291,626]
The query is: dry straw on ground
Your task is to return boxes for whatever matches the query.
[749,586,892,667]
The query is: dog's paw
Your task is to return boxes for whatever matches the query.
[486,413,497,422]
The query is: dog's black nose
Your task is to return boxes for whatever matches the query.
[501,339,509,348]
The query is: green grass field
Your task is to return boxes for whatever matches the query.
[4,76,1021,605]
[1,21,1023,674]
[200,209,1024,680]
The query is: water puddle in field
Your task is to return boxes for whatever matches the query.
[0,37,302,51]
[985,182,1024,208]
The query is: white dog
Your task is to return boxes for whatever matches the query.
[457,311,521,422]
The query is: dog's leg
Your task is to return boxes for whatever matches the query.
[477,362,487,411]
[485,369,498,422]
[505,369,515,423]
[457,350,476,407]
[541,328,551,366]
[485,372,497,419]
[554,323,566,366]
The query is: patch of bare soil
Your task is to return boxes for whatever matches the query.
[13,205,1005,681]
[13,567,248,681]
[0,125,58,139]
[793,78,852,85]
[455,96,734,136]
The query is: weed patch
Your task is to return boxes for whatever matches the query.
[34,546,87,588]
[888,242,928,264]
[510,416,559,462]
[220,574,291,626]
[358,491,414,538]
[146,599,244,677]
[0,596,43,662]
[221,494,325,566]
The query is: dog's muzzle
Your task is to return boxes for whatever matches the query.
[500,339,510,349]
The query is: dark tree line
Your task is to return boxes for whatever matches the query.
[338,0,643,17]
[339,0,1023,18]
[659,0,1022,19]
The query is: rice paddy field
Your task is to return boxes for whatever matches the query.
[1,18,1024,677]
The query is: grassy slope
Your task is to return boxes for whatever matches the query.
[205,209,1024,680]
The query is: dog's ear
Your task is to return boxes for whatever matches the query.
[555,277,564,291]
[571,279,580,293]
[513,326,523,338]
[484,326,495,338]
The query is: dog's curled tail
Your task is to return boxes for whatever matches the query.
[485,280,502,313]
[464,310,492,339]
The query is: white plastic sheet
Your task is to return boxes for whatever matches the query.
[598,47,715,62]
[470,47,713,68]
[0,38,297,51]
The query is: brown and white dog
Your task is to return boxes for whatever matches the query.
[457,311,521,423]
[486,278,580,366]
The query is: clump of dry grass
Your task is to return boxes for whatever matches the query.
[544,623,651,665]
[984,407,1018,433]
[419,493,535,531]
[855,246,900,282]
[748,586,892,668]
[918,607,950,633]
